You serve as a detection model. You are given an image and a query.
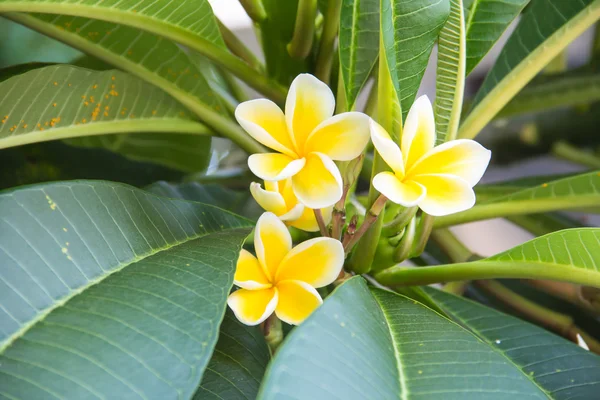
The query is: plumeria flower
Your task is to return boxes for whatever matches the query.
[250,179,333,232]
[370,96,491,216]
[235,74,370,209]
[227,212,344,326]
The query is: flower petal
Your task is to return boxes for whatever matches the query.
[285,74,335,151]
[292,152,343,209]
[275,280,322,325]
[235,99,296,157]
[402,95,436,171]
[408,139,491,186]
[289,205,333,232]
[411,174,475,216]
[254,212,292,280]
[275,237,344,288]
[373,172,426,207]
[248,153,306,181]
[370,119,405,176]
[227,287,278,326]
[279,203,305,222]
[234,249,272,290]
[304,112,370,160]
[250,182,288,215]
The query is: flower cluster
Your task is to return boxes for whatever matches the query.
[228,74,491,326]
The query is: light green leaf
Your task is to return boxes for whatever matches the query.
[194,310,270,399]
[0,65,209,149]
[426,288,600,399]
[459,0,600,140]
[259,277,598,398]
[381,0,449,119]
[0,180,252,398]
[464,0,530,75]
[339,0,379,109]
[376,228,600,289]
[496,69,600,119]
[435,170,600,227]
[0,0,286,102]
[435,0,466,143]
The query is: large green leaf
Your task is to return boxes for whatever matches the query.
[435,170,600,227]
[435,0,466,143]
[376,228,600,289]
[380,0,449,118]
[194,310,270,399]
[426,288,600,399]
[260,277,599,398]
[339,0,379,109]
[0,65,210,149]
[0,0,286,102]
[459,0,600,140]
[464,0,530,75]
[0,180,252,398]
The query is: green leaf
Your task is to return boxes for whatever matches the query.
[426,288,600,399]
[0,65,210,149]
[381,0,449,119]
[260,277,597,398]
[0,180,252,398]
[459,0,600,140]
[436,170,600,227]
[339,0,379,109]
[435,0,466,143]
[0,0,286,103]
[496,69,600,119]
[194,310,270,399]
[376,228,600,289]
[464,0,530,75]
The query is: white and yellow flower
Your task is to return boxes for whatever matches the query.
[250,179,333,232]
[228,212,344,326]
[370,96,491,216]
[235,74,370,209]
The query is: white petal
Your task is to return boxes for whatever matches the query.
[401,95,436,170]
[411,174,475,216]
[369,119,405,176]
[304,112,371,160]
[250,182,288,215]
[373,172,426,207]
[227,288,278,326]
[279,203,305,221]
[292,152,343,209]
[254,212,292,280]
[248,153,306,181]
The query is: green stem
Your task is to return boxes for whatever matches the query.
[314,0,342,83]
[374,261,600,289]
[262,314,283,355]
[287,0,318,59]
[314,209,330,237]
[239,0,267,22]
[344,194,387,254]
[217,19,264,72]
[429,228,475,263]
[552,141,600,169]
[382,206,417,236]
[393,217,416,263]
[434,196,600,228]
[410,213,435,257]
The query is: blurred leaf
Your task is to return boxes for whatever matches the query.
[0,180,252,399]
[464,0,530,75]
[339,0,379,108]
[381,0,449,118]
[0,65,210,149]
[460,0,600,139]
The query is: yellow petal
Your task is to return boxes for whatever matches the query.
[227,287,278,326]
[279,203,305,222]
[275,280,322,325]
[402,95,436,171]
[248,153,306,181]
[373,172,425,206]
[254,212,292,280]
[275,237,344,288]
[235,99,297,157]
[369,119,405,176]
[304,112,370,160]
[278,178,297,209]
[264,180,279,192]
[292,152,343,209]
[250,182,288,216]
[288,204,333,232]
[234,249,272,289]
[285,74,335,152]
[411,174,475,216]
[408,139,491,186]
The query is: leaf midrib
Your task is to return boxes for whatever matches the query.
[0,213,249,354]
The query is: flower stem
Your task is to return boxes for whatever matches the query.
[430,228,476,263]
[552,141,600,169]
[262,314,283,355]
[239,0,267,22]
[217,19,264,72]
[344,194,387,253]
[382,206,417,236]
[410,213,435,257]
[314,0,342,83]
[287,0,318,60]
[314,209,330,237]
